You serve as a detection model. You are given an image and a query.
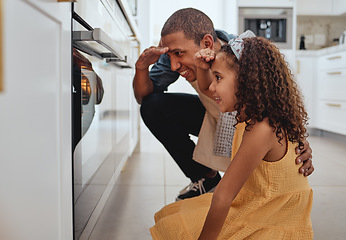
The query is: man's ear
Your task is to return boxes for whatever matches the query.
[201,34,214,49]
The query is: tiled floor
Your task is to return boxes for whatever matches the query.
[89,121,346,240]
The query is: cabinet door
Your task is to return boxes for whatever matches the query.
[333,0,346,15]
[237,0,294,7]
[317,100,346,135]
[0,1,72,240]
[297,0,333,15]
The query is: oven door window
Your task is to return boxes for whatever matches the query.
[72,48,114,239]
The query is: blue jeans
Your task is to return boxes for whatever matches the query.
[140,92,212,182]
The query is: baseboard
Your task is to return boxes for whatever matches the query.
[308,127,346,142]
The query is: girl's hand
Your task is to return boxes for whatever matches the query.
[194,48,215,70]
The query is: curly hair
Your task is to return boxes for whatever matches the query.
[161,8,217,45]
[219,37,308,146]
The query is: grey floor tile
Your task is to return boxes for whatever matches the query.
[164,185,187,205]
[164,152,191,187]
[308,136,346,186]
[116,152,165,186]
[89,185,165,240]
[311,186,346,240]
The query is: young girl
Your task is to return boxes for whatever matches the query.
[150,34,313,240]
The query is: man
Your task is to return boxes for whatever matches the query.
[133,8,314,201]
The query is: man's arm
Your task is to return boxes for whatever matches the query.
[133,68,153,104]
[133,46,169,104]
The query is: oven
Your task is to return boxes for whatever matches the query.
[239,7,293,49]
[71,0,139,238]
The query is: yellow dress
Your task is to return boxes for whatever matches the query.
[150,123,313,239]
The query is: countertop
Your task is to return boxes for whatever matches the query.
[296,44,346,57]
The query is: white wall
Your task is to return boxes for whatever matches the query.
[148,0,237,46]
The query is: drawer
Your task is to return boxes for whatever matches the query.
[319,68,346,101]
[319,51,346,70]
[317,100,346,136]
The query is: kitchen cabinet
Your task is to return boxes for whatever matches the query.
[333,0,346,15]
[0,0,73,239]
[296,46,346,136]
[237,0,295,8]
[297,0,346,15]
[316,50,346,135]
[295,55,317,128]
[0,0,140,239]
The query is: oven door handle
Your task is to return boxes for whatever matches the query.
[73,28,131,68]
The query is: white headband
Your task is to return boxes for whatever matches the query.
[228,30,256,59]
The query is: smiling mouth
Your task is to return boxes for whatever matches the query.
[179,70,188,77]
[215,97,221,103]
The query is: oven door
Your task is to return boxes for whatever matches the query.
[71,4,132,238]
[72,47,116,240]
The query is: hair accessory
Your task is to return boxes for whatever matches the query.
[228,30,256,59]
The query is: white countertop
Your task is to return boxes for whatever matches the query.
[296,44,346,56]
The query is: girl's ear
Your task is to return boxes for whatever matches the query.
[201,34,214,49]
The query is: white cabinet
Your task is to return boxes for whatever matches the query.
[0,0,72,239]
[316,50,346,135]
[237,0,295,8]
[295,55,317,128]
[333,0,346,15]
[297,0,346,15]
[317,101,346,135]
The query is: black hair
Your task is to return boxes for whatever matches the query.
[161,8,217,45]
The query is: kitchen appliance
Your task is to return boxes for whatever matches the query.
[339,31,346,45]
[71,0,138,239]
[239,7,293,49]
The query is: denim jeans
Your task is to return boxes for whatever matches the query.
[140,92,212,182]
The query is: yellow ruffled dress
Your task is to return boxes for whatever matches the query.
[150,123,313,239]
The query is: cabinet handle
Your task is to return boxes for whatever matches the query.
[326,103,341,108]
[327,56,342,60]
[58,0,77,2]
[327,72,342,75]
[73,28,130,67]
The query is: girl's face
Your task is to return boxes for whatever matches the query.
[209,53,238,113]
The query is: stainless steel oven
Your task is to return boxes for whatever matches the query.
[71,0,136,238]
[239,7,293,49]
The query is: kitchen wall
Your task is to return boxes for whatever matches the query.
[297,15,346,50]
[147,0,237,47]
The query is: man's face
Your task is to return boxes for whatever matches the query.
[161,32,201,82]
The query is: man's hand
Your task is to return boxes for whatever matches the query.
[135,46,169,70]
[194,48,215,70]
[295,139,314,176]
